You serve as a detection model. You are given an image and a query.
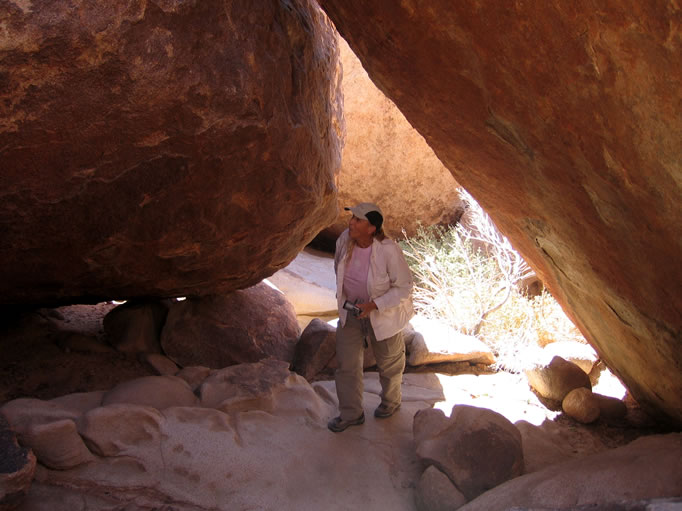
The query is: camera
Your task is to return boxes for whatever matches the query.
[343,300,361,317]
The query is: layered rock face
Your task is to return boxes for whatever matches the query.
[321,38,463,241]
[319,2,682,424]
[0,0,342,305]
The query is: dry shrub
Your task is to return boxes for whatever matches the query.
[401,189,587,372]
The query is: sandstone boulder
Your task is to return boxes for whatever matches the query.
[414,405,524,501]
[103,301,168,354]
[318,0,682,426]
[562,387,601,424]
[77,404,164,458]
[318,37,463,243]
[161,283,301,369]
[22,420,93,470]
[525,356,592,410]
[0,0,341,305]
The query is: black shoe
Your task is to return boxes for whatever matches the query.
[327,412,365,432]
[374,403,400,418]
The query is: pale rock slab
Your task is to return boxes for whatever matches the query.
[76,404,164,457]
[266,248,337,317]
[405,315,495,366]
[4,369,650,510]
[25,373,443,510]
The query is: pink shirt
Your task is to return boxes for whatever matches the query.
[343,244,372,304]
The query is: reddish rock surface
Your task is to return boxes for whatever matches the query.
[321,38,463,242]
[160,283,301,369]
[318,2,682,424]
[0,0,342,305]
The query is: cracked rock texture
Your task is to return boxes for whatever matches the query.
[0,0,342,305]
[318,0,682,425]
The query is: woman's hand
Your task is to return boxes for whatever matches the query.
[357,301,378,318]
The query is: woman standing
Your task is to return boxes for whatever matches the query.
[328,202,414,433]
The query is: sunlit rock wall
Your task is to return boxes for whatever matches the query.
[321,37,463,241]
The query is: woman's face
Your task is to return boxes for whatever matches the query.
[349,215,376,241]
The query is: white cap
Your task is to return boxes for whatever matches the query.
[345,202,383,229]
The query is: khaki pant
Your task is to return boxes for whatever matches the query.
[334,314,406,420]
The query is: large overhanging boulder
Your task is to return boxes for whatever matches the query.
[318,2,682,425]
[0,0,342,305]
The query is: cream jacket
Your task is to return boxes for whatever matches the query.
[335,229,414,340]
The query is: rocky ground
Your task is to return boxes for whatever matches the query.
[1,301,680,510]
[0,302,670,451]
